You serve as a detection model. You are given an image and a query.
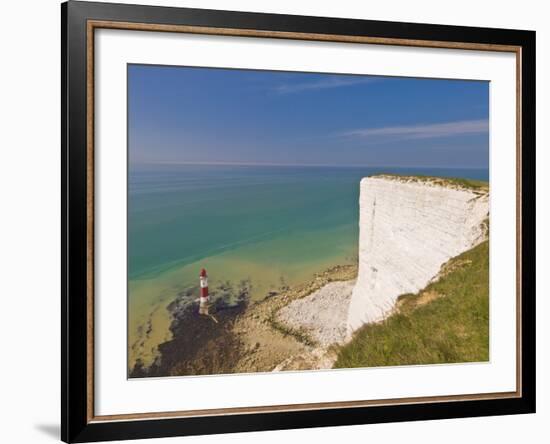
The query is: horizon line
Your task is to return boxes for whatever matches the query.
[131,160,489,170]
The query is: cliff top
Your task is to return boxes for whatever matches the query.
[367,173,489,193]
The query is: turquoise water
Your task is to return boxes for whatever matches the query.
[129,164,488,279]
[127,164,488,367]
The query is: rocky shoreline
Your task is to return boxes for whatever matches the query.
[277,280,355,348]
[130,264,357,378]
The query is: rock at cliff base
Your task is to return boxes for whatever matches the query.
[277,280,355,348]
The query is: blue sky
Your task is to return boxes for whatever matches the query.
[128,64,489,169]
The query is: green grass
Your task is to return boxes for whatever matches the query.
[334,240,489,368]
[371,173,489,192]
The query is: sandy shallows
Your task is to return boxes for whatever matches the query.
[132,264,358,377]
[277,280,355,348]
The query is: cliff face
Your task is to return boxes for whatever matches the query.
[347,176,489,333]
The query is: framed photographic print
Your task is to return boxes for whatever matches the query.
[61,1,536,442]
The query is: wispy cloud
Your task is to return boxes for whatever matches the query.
[342,119,489,141]
[274,76,376,94]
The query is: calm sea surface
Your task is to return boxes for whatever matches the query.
[128,164,488,368]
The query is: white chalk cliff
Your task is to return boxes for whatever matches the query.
[347,176,489,334]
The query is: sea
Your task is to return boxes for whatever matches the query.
[128,164,489,369]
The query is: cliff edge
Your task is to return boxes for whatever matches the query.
[347,175,489,334]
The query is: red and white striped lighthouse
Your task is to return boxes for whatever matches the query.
[199,268,209,315]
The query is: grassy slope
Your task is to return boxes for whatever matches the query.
[371,173,489,192]
[334,240,489,368]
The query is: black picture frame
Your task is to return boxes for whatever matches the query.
[61,1,536,442]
